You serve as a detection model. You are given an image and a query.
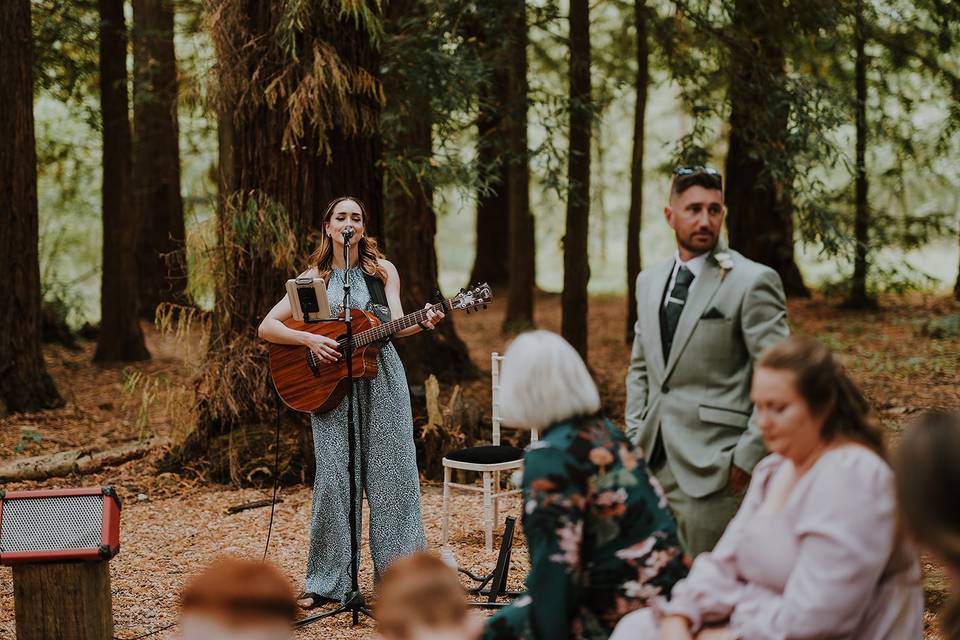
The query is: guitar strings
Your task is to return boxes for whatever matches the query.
[354,300,451,347]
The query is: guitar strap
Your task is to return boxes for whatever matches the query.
[362,271,392,331]
[363,271,389,308]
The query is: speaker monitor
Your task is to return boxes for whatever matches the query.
[0,487,121,565]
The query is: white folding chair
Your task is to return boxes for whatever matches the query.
[441,352,539,551]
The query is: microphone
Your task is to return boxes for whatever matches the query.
[341,227,355,240]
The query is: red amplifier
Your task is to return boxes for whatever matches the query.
[0,487,121,565]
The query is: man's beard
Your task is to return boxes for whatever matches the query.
[678,232,717,255]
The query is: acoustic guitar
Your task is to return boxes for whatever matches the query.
[268,283,493,413]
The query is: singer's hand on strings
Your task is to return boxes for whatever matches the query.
[302,332,341,362]
[420,303,444,330]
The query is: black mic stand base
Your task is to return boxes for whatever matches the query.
[293,590,373,627]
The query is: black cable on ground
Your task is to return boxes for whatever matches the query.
[263,386,283,561]
[115,387,285,639]
[114,621,177,640]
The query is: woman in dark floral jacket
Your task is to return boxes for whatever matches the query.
[484,331,689,640]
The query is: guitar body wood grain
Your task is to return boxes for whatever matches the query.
[268,310,383,413]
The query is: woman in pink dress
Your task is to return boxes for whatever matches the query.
[611,336,923,640]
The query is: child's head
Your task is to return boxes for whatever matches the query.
[179,557,296,640]
[375,552,475,640]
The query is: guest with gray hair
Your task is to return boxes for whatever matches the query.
[483,330,688,640]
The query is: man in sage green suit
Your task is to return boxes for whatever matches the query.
[625,167,789,557]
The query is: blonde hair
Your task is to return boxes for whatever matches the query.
[375,552,468,640]
[498,330,600,431]
[308,196,387,284]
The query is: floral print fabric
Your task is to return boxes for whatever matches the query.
[484,413,688,640]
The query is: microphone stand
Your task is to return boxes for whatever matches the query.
[295,230,372,627]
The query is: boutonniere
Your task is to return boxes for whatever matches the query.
[714,251,734,281]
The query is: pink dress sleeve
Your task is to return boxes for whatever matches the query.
[652,456,782,632]
[729,448,898,640]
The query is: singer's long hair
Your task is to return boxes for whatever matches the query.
[308,196,387,284]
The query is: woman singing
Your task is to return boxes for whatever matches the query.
[258,196,444,609]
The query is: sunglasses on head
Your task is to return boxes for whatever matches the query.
[673,165,722,178]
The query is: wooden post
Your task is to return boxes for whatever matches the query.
[12,562,113,639]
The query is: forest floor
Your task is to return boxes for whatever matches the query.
[1,290,957,639]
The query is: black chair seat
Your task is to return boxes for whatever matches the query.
[445,444,524,465]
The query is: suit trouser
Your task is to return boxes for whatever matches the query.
[650,456,744,558]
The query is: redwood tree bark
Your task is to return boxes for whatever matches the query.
[133,0,187,319]
[626,0,650,343]
[502,0,536,333]
[848,0,872,307]
[561,0,591,359]
[955,230,959,300]
[177,1,384,482]
[0,0,64,415]
[95,0,151,362]
[724,0,808,297]
[209,4,384,346]
[383,0,476,385]
[469,65,511,289]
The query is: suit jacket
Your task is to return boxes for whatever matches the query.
[624,244,789,499]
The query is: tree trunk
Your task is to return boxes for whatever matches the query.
[724,0,808,298]
[383,0,477,385]
[210,5,383,344]
[95,0,151,363]
[626,0,650,343]
[133,0,187,320]
[173,1,384,483]
[13,563,113,640]
[470,63,510,289]
[503,0,536,333]
[561,0,591,359]
[955,228,960,300]
[0,0,64,415]
[849,0,872,307]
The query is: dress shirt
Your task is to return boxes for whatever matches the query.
[663,250,710,308]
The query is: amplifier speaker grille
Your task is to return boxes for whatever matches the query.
[1,495,104,553]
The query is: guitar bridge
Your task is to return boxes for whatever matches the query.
[306,349,320,376]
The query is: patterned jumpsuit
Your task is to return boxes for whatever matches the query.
[303,267,426,600]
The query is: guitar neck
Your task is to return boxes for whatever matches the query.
[353,300,451,347]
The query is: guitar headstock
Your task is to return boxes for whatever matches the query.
[450,282,494,313]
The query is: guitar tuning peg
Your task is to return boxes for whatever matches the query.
[465,309,470,315]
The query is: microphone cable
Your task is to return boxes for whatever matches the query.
[115,387,285,640]
[263,385,283,561]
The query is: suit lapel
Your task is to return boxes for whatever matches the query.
[664,254,723,377]
[646,259,674,374]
